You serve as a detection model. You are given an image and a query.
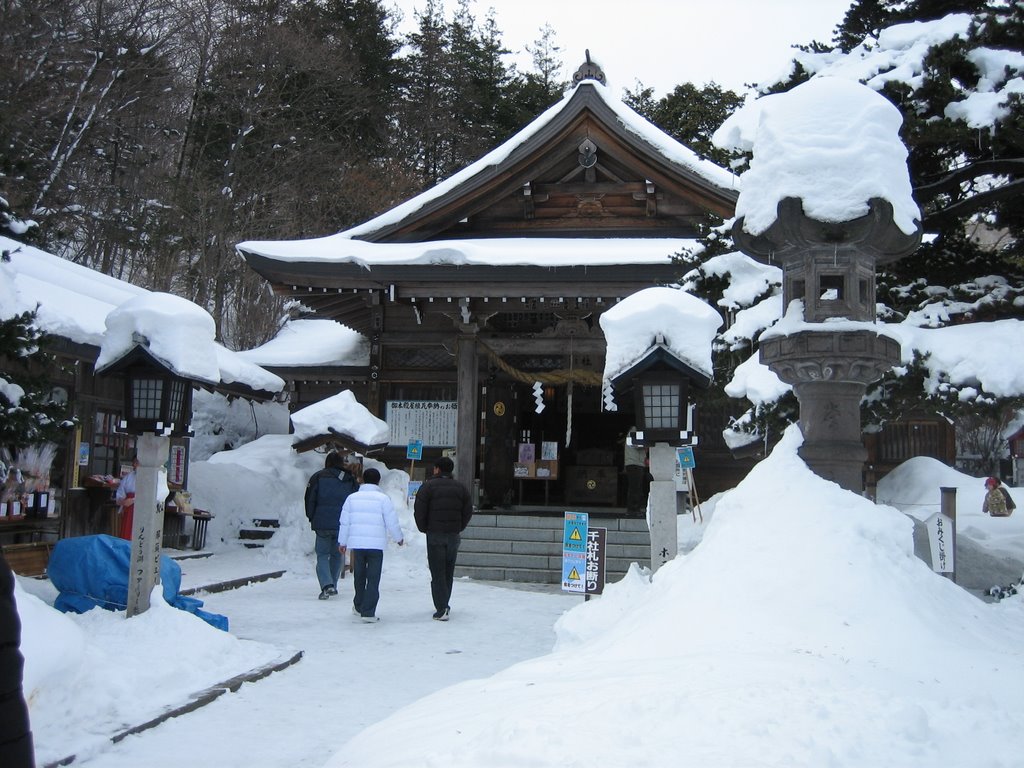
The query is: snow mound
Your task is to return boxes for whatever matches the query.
[329,425,1024,768]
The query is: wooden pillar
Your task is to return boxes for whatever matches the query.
[455,334,479,493]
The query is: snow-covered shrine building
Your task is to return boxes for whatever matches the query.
[240,58,746,518]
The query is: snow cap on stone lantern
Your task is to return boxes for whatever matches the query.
[714,77,922,323]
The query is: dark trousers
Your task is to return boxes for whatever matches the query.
[0,555,34,768]
[625,464,646,514]
[426,532,461,612]
[351,549,384,618]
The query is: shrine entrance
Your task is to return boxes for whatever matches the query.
[479,373,636,512]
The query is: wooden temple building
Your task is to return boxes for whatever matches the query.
[239,57,747,513]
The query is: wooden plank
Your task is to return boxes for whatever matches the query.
[2,541,54,577]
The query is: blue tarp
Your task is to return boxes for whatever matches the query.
[48,534,228,631]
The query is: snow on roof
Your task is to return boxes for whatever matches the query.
[0,236,283,395]
[237,80,738,266]
[237,319,369,368]
[236,234,702,268]
[1,236,145,344]
[290,389,389,446]
[600,286,723,385]
[96,292,221,383]
[335,80,737,242]
[713,77,920,237]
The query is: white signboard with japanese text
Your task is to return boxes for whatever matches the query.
[585,527,607,595]
[386,401,457,447]
[926,511,955,573]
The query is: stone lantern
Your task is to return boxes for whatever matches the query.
[97,340,203,617]
[96,293,219,617]
[611,337,708,570]
[733,197,920,492]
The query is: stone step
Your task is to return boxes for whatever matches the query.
[239,518,280,549]
[455,512,652,585]
[239,528,275,540]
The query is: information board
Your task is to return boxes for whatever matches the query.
[386,401,457,447]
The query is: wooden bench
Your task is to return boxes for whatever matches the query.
[2,541,55,577]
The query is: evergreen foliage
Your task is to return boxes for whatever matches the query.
[0,0,571,348]
[662,0,1024,460]
[624,82,745,167]
[0,302,73,456]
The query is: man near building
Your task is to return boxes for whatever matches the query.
[304,451,357,600]
[414,457,473,621]
[338,468,404,622]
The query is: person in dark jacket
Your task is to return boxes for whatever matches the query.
[0,552,35,767]
[304,451,357,600]
[413,456,473,621]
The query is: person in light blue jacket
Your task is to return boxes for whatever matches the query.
[338,468,404,622]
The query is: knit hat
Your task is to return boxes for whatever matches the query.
[985,476,999,488]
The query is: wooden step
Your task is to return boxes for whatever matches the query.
[1,541,54,577]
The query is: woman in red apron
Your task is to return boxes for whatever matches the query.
[115,456,139,539]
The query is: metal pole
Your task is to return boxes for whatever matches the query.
[126,432,169,617]
[940,486,957,584]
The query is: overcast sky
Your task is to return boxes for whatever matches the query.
[387,0,855,95]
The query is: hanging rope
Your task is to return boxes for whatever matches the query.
[477,339,603,387]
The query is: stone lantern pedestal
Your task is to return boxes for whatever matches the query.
[735,197,920,493]
[759,330,900,491]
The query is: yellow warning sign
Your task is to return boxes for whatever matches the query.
[562,512,589,592]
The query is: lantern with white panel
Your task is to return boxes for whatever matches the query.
[97,328,209,618]
[610,336,710,572]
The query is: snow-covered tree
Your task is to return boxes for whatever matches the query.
[681,2,1024,464]
[0,300,73,464]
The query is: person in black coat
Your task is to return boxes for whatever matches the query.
[304,451,357,600]
[414,456,473,621]
[0,552,35,767]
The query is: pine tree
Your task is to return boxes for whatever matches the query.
[504,24,568,130]
[694,0,1024,459]
[624,82,745,167]
[0,297,72,459]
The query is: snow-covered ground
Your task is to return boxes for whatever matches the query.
[16,426,1024,767]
